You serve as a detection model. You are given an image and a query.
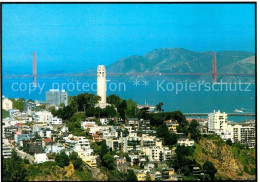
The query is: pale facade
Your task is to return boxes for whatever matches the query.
[2,98,13,111]
[228,124,255,148]
[177,138,195,147]
[34,111,53,122]
[208,110,228,131]
[49,117,62,125]
[34,153,48,163]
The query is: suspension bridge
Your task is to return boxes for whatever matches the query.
[3,52,255,86]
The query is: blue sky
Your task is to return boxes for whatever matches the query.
[3,3,255,74]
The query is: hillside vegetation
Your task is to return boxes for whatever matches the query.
[26,162,94,181]
[193,135,255,180]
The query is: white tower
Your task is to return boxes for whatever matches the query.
[97,65,107,104]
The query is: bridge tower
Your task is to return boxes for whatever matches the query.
[33,52,37,86]
[212,52,217,83]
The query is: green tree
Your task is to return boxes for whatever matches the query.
[37,103,46,110]
[102,153,115,170]
[126,99,138,117]
[72,93,100,112]
[59,103,65,107]
[188,119,201,141]
[69,112,86,123]
[203,161,217,180]
[85,107,97,117]
[73,157,83,171]
[107,94,122,108]
[2,109,9,118]
[146,174,151,181]
[55,151,70,167]
[226,139,232,146]
[100,140,109,159]
[10,98,26,112]
[49,106,56,115]
[91,142,101,155]
[27,99,34,103]
[69,151,78,161]
[170,145,196,174]
[126,170,137,181]
[23,158,30,164]
[118,100,127,120]
[3,149,28,181]
[156,102,164,112]
[156,124,177,145]
[102,106,117,118]
[35,132,41,139]
[54,105,77,120]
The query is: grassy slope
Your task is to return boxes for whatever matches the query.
[193,135,255,180]
[26,161,94,181]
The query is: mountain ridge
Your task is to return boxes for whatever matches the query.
[106,48,255,82]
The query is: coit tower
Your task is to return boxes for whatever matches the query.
[97,65,107,104]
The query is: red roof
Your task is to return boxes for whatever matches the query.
[43,138,52,142]
[15,123,24,126]
[85,125,94,127]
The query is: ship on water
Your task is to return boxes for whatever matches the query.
[234,109,243,113]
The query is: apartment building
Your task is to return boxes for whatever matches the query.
[50,117,62,125]
[231,124,255,148]
[2,139,12,159]
[34,111,53,123]
[208,110,227,132]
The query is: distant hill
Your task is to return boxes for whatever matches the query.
[106,48,255,82]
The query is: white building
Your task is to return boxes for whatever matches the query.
[34,153,48,163]
[81,121,97,130]
[2,140,12,159]
[49,117,62,125]
[27,105,32,116]
[45,144,65,154]
[142,146,172,162]
[177,138,195,147]
[208,110,228,132]
[100,118,109,125]
[103,130,118,139]
[214,129,232,141]
[2,98,13,111]
[228,124,255,148]
[87,125,113,135]
[34,111,53,122]
[39,130,52,138]
[64,135,92,151]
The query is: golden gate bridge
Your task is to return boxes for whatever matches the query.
[3,52,255,86]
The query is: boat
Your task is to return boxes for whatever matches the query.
[234,109,243,113]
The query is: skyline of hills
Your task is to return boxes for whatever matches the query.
[3,48,255,82]
[106,48,255,82]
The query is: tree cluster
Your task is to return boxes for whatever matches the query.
[3,150,28,181]
[10,98,26,112]
[55,151,83,170]
[170,145,198,176]
[156,123,177,145]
